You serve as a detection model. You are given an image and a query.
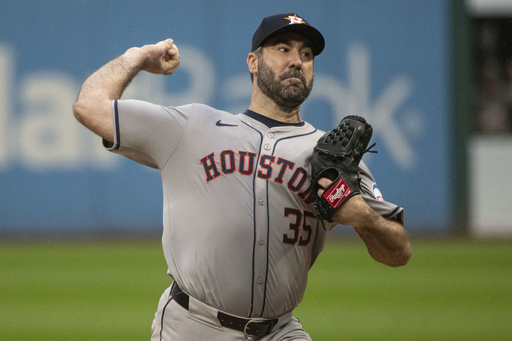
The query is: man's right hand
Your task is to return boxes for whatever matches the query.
[125,38,181,75]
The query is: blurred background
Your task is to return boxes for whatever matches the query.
[1,0,512,340]
[1,0,511,238]
[2,0,511,239]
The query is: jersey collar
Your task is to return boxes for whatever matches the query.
[243,110,306,128]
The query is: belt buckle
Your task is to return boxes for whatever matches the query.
[243,319,268,339]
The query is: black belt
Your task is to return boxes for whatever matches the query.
[170,283,278,338]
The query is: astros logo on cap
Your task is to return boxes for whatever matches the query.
[284,14,306,25]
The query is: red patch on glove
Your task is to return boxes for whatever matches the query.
[323,178,353,209]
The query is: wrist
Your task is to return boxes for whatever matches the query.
[332,195,377,227]
[121,47,146,73]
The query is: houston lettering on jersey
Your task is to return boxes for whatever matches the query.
[200,151,313,202]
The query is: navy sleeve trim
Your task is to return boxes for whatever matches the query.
[383,206,404,224]
[113,100,121,150]
[359,181,373,197]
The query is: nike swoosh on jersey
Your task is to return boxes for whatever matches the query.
[216,120,238,127]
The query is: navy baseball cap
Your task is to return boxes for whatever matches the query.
[252,13,325,56]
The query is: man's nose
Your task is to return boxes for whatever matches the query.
[288,50,303,69]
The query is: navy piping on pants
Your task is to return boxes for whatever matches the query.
[159,294,174,341]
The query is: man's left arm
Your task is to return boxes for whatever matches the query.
[334,194,412,267]
[317,177,412,267]
[311,116,411,267]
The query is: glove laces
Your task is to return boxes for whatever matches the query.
[362,142,377,155]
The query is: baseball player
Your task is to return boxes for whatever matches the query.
[73,13,411,341]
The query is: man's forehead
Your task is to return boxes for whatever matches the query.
[264,32,314,50]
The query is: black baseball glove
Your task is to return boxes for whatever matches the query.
[310,115,374,222]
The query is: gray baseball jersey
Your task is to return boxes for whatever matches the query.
[104,99,403,319]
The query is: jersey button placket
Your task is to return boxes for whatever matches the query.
[264,131,274,151]
[250,131,275,316]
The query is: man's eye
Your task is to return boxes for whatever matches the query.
[301,51,313,60]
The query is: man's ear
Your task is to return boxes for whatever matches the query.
[247,52,258,75]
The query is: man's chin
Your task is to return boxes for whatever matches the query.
[277,94,308,110]
[283,87,307,100]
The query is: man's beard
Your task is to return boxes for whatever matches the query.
[257,58,314,112]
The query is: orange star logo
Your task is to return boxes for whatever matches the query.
[284,14,306,25]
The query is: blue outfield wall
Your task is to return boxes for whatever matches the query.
[0,0,450,236]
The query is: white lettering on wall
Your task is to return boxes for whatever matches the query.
[0,43,420,171]
[19,72,82,169]
[0,44,216,171]
[0,45,13,169]
[337,43,422,169]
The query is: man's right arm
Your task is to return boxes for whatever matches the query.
[72,39,180,142]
